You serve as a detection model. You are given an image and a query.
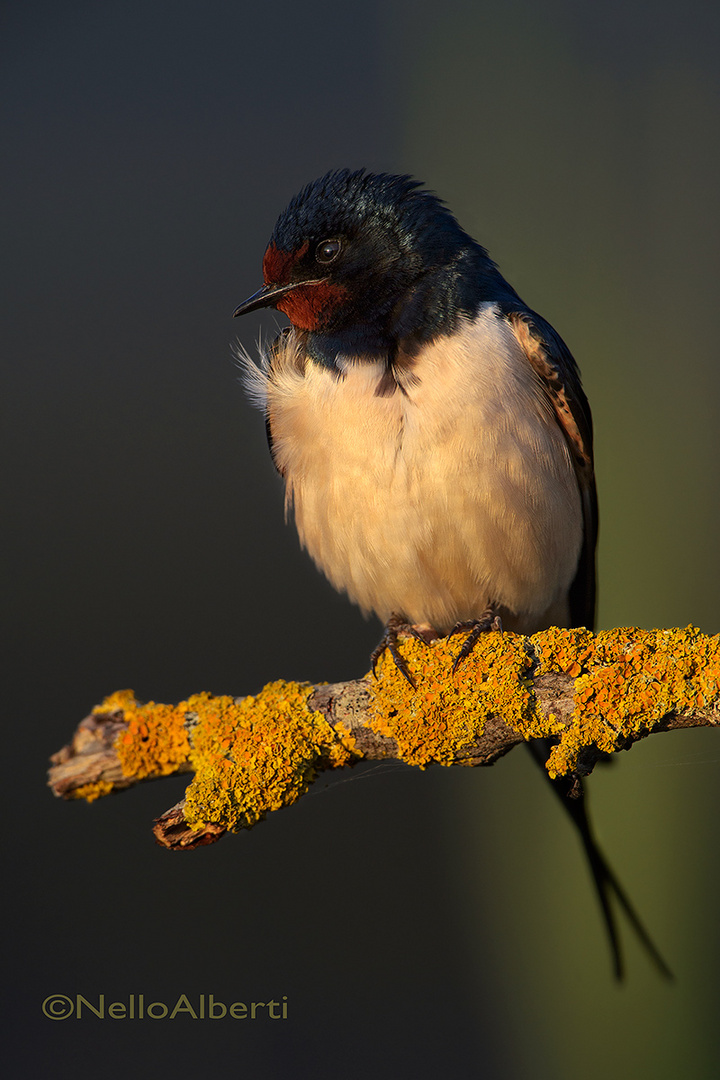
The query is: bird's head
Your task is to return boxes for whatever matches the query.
[233,170,497,350]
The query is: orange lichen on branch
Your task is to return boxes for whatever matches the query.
[183,682,357,831]
[115,696,193,780]
[95,682,358,833]
[99,689,139,714]
[366,625,720,777]
[52,626,720,840]
[367,631,559,768]
[534,625,720,776]
[67,780,115,802]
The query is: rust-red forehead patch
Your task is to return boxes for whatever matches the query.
[277,280,349,331]
[262,240,309,285]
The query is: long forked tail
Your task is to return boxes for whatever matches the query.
[527,742,674,981]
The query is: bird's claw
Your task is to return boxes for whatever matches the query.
[371,613,429,689]
[448,609,503,673]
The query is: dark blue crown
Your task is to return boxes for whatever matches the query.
[271,169,473,266]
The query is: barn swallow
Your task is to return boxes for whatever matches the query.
[233,169,671,979]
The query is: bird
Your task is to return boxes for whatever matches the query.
[232,168,671,979]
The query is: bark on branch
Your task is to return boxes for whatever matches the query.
[47,626,720,850]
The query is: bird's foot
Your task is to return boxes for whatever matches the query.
[371,613,433,689]
[447,607,503,673]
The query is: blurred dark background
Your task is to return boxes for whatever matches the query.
[3,1,719,1077]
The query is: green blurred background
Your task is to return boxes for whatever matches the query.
[3,1,719,1076]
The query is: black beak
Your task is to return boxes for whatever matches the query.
[232,279,325,318]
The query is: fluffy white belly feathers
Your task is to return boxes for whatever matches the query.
[242,303,583,635]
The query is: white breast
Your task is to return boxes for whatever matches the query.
[241,304,583,634]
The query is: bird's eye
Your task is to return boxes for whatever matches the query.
[315,238,342,264]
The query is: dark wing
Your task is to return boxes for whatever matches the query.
[504,307,598,630]
[505,310,673,978]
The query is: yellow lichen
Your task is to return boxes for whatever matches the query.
[116,700,192,780]
[95,688,138,715]
[183,682,357,832]
[366,631,551,767]
[68,780,115,802]
[534,625,720,776]
[70,626,719,824]
[77,682,358,830]
[326,719,360,762]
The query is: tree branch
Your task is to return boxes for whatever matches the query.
[48,626,719,850]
